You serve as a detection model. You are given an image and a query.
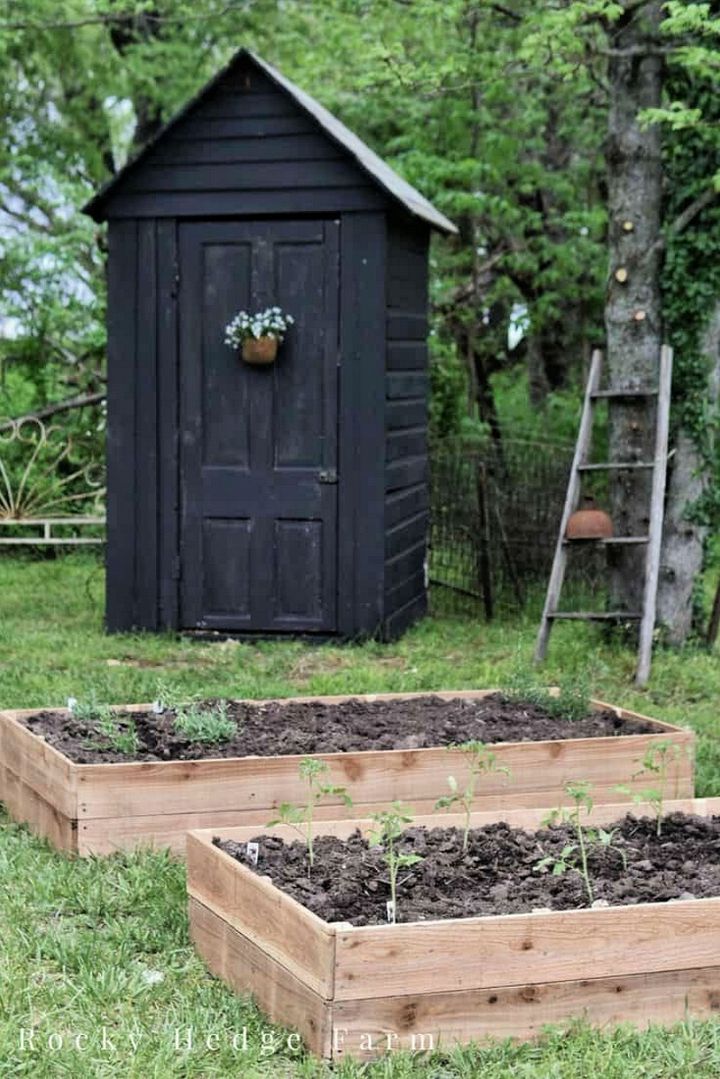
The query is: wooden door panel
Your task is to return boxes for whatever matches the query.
[179,219,339,633]
[202,519,252,621]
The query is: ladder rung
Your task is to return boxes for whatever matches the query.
[563,535,649,546]
[591,389,658,399]
[548,611,643,621]
[578,462,654,471]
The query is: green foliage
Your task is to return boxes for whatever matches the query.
[435,742,510,853]
[73,694,140,755]
[615,740,685,836]
[369,802,423,924]
[268,757,351,868]
[504,666,591,722]
[537,781,596,905]
[171,699,236,745]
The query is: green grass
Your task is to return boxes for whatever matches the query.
[2,552,720,1077]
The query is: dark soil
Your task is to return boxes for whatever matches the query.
[216,812,720,925]
[18,693,658,764]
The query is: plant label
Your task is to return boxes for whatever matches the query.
[151,700,164,715]
[386,900,396,923]
[245,842,259,866]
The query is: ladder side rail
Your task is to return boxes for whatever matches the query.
[534,349,604,663]
[635,344,673,686]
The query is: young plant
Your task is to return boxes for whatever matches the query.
[435,741,510,853]
[504,666,590,722]
[268,757,352,868]
[368,803,423,924]
[615,740,684,837]
[172,700,236,744]
[72,696,140,756]
[535,781,596,904]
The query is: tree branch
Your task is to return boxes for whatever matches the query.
[669,187,719,236]
[0,392,106,433]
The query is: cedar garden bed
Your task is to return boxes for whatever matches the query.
[188,798,720,1061]
[0,691,693,855]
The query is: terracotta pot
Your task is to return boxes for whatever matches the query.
[565,496,613,540]
[241,336,278,365]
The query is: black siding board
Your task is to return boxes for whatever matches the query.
[105,220,137,632]
[385,484,429,528]
[157,219,179,629]
[382,216,431,634]
[337,212,386,637]
[386,455,428,492]
[386,426,427,462]
[385,541,426,592]
[170,116,318,139]
[194,91,300,120]
[386,312,428,340]
[133,220,160,629]
[384,593,427,641]
[150,134,343,165]
[387,341,428,370]
[386,398,427,430]
[386,372,428,399]
[104,188,386,219]
[124,159,365,194]
[385,511,429,559]
[385,571,426,612]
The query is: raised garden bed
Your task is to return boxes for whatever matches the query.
[0,691,693,855]
[188,797,720,1060]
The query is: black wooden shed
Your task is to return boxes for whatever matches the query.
[85,48,456,639]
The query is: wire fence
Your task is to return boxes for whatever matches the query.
[428,435,607,617]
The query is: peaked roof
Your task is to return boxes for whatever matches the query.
[83,48,457,234]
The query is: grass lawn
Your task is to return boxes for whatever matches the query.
[2,552,720,1077]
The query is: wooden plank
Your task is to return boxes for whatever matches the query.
[333,897,720,1000]
[385,484,429,528]
[103,188,387,220]
[187,833,335,997]
[636,344,673,687]
[336,212,387,637]
[386,313,428,340]
[156,218,179,629]
[386,398,427,430]
[385,456,428,492]
[386,372,428,400]
[169,116,318,139]
[149,134,343,165]
[0,710,78,818]
[133,220,159,630]
[535,348,602,662]
[331,966,720,1059]
[385,426,426,462]
[383,593,427,641]
[189,898,332,1058]
[0,762,77,853]
[386,343,427,371]
[202,797,720,851]
[105,220,137,631]
[125,160,366,194]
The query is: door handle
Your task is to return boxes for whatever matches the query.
[318,468,338,484]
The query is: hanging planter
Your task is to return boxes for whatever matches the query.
[241,335,278,365]
[225,307,294,366]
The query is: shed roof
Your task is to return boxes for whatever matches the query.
[83,48,457,234]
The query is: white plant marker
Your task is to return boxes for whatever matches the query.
[245,842,259,866]
[386,900,396,924]
[67,697,78,713]
[151,700,164,715]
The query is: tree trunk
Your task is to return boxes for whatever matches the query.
[605,0,664,614]
[657,300,720,642]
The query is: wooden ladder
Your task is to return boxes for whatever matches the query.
[534,344,673,687]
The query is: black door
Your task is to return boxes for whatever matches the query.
[178,219,340,632]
